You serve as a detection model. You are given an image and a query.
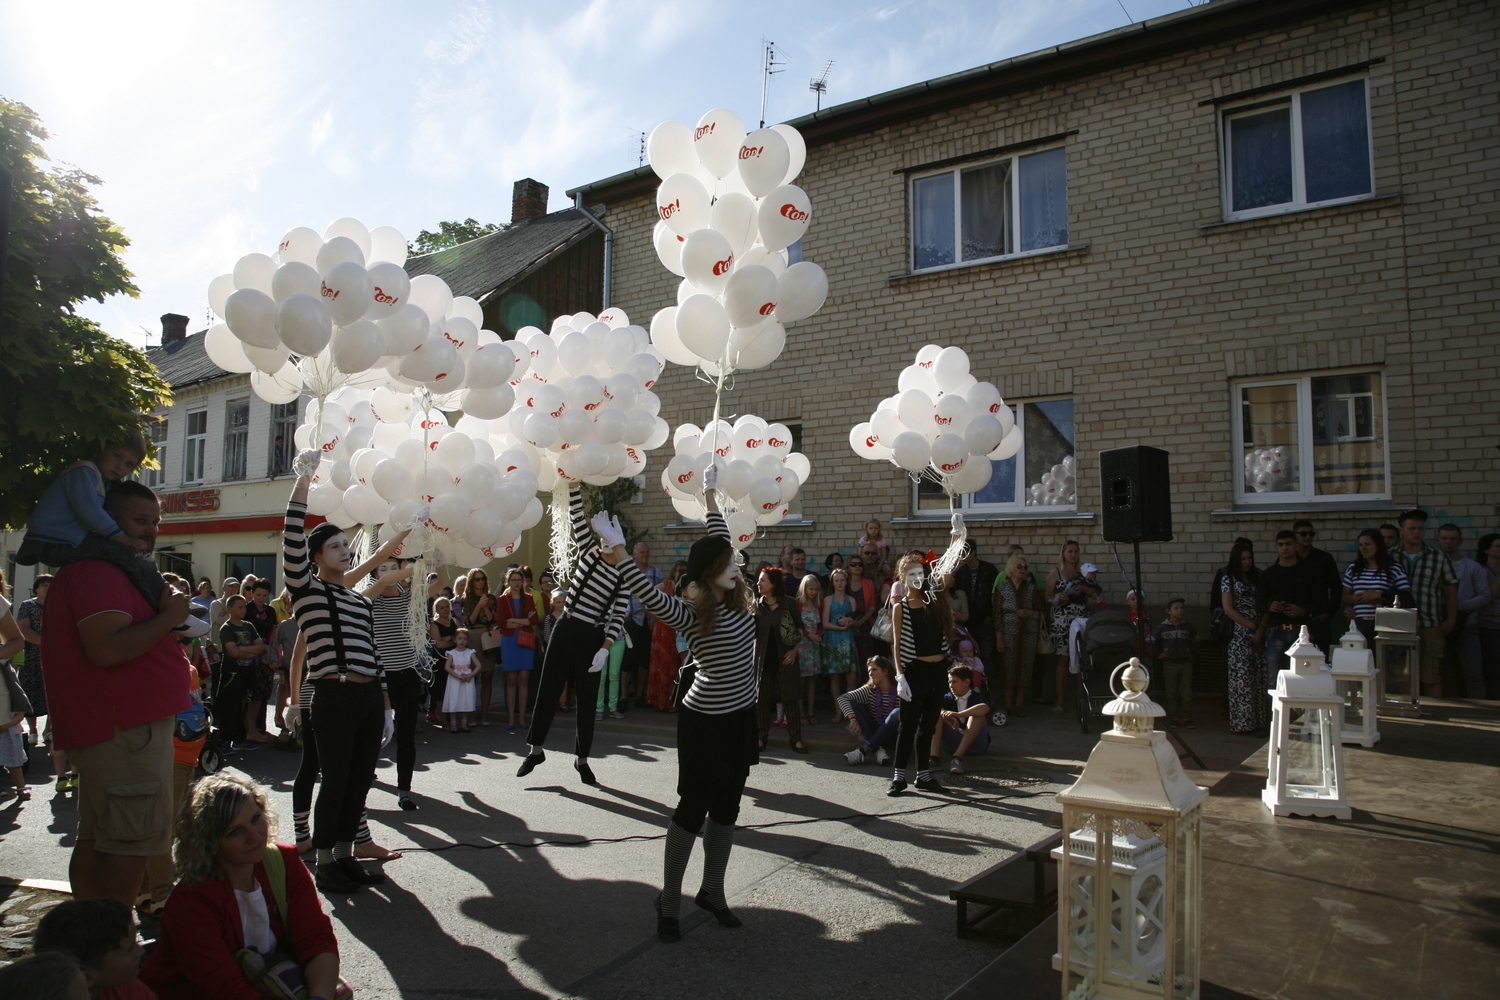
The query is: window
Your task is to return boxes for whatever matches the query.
[269,401,299,476]
[223,398,250,481]
[141,417,168,488]
[911,146,1067,272]
[224,553,277,590]
[183,409,208,484]
[915,399,1076,512]
[1235,371,1388,503]
[1223,78,1371,219]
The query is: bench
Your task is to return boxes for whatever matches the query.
[949,831,1063,939]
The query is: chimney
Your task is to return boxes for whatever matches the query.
[161,313,190,345]
[511,178,549,223]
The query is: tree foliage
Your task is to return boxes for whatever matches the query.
[580,479,649,550]
[407,218,504,256]
[0,98,171,528]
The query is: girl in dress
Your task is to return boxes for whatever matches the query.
[428,598,457,725]
[498,568,540,732]
[822,568,857,714]
[443,630,479,732]
[796,574,823,726]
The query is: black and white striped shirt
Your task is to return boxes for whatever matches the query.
[370,588,418,672]
[620,512,756,714]
[284,500,385,687]
[898,598,951,664]
[560,486,629,642]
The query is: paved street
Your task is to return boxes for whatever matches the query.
[1,716,1073,999]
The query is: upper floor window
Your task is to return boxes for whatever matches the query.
[916,398,1076,513]
[141,417,168,488]
[183,409,207,485]
[1235,370,1389,503]
[269,400,299,476]
[911,146,1067,272]
[1223,77,1371,220]
[223,398,250,481]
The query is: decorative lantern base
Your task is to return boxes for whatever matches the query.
[1341,731,1381,748]
[1261,786,1351,820]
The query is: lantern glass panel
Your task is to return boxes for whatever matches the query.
[1379,640,1416,702]
[1337,678,1365,729]
[1284,707,1337,796]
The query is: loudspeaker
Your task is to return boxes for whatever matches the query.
[1100,446,1173,543]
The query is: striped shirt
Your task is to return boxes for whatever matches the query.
[1342,562,1411,620]
[620,512,756,714]
[371,588,418,672]
[898,599,952,664]
[560,487,629,642]
[284,500,385,687]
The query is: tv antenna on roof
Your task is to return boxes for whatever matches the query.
[760,38,787,128]
[626,127,648,166]
[810,61,834,112]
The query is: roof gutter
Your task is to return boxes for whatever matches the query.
[572,195,613,309]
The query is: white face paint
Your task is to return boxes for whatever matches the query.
[904,567,925,591]
[714,561,741,591]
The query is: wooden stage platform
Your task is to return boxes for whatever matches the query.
[947,698,1500,1000]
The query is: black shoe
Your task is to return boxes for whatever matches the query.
[516,751,545,777]
[887,779,908,797]
[398,794,417,811]
[336,856,386,885]
[575,758,597,786]
[653,892,681,944]
[315,862,362,894]
[694,890,742,928]
[915,776,945,793]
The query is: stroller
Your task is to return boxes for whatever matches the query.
[1074,610,1141,733]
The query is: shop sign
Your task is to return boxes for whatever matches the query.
[159,488,220,514]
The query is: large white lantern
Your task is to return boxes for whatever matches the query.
[1053,659,1208,1000]
[1262,626,1350,820]
[1328,620,1380,747]
[1373,606,1420,718]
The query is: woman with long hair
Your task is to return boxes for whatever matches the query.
[822,568,858,708]
[599,472,757,943]
[1043,540,1096,714]
[428,597,458,723]
[462,568,498,726]
[497,567,540,732]
[1220,539,1266,734]
[1341,528,1412,643]
[755,566,807,754]
[889,553,954,796]
[846,555,878,667]
[795,574,824,725]
[836,655,901,765]
[140,772,341,999]
[645,562,688,711]
[993,551,1042,718]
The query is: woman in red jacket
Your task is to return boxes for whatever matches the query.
[141,772,343,999]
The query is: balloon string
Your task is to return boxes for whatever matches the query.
[707,368,726,513]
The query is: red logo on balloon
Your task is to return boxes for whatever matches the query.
[918,360,933,369]
[712,255,734,276]
[677,473,694,484]
[738,145,762,160]
[659,199,682,221]
[865,436,879,448]
[373,286,399,305]
[761,501,777,511]
[939,461,963,472]
[694,123,716,140]
[758,302,775,315]
[768,436,787,448]
[320,281,340,301]
[779,204,808,222]
[744,438,762,449]
[934,415,952,425]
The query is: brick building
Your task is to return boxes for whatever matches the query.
[565,0,1498,611]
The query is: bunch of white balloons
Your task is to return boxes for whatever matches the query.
[204,218,510,407]
[660,416,812,551]
[1028,455,1077,507]
[848,345,1021,496]
[644,109,829,376]
[504,310,672,487]
[1244,446,1293,493]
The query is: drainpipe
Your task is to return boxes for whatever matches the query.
[573,193,613,309]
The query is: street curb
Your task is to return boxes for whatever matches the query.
[0,877,71,894]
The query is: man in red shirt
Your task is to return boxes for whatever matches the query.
[42,480,191,906]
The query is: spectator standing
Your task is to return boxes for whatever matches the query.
[268,611,299,737]
[218,596,269,745]
[784,548,813,599]
[428,598,458,721]
[820,552,844,590]
[242,580,279,741]
[623,543,662,710]
[1391,509,1458,698]
[646,562,688,711]
[1379,523,1401,551]
[945,574,970,629]
[190,578,214,616]
[1438,524,1491,699]
[1475,534,1500,699]
[207,577,239,652]
[15,573,51,745]
[755,567,807,753]
[845,555,878,665]
[822,568,859,712]
[1209,539,1253,655]
[952,542,999,680]
[498,567,540,732]
[795,574,824,725]
[1341,528,1411,643]
[462,569,499,725]
[1045,541,1095,713]
[1220,540,1267,734]
[1255,531,1321,689]
[1,656,33,802]
[1151,598,1198,728]
[1292,520,1343,651]
[40,480,192,905]
[994,551,1042,718]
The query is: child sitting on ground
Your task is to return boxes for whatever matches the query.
[929,663,991,775]
[15,429,203,637]
[34,897,154,999]
[443,628,478,732]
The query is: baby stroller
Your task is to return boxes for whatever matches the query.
[1075,610,1140,734]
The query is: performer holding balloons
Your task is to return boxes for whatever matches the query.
[597,465,757,944]
[889,551,958,797]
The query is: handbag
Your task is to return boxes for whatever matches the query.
[478,628,502,651]
[872,604,894,644]
[237,847,353,1000]
[516,627,536,650]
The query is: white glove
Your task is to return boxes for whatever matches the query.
[380,708,395,749]
[590,647,610,673]
[286,705,303,740]
[591,511,626,550]
[702,461,718,493]
[410,506,430,528]
[293,449,323,477]
[896,673,912,702]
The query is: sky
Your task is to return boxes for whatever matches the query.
[0,0,1199,348]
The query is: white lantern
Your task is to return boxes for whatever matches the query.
[1262,626,1350,820]
[1328,620,1380,747]
[1373,606,1420,718]
[1053,658,1208,1000]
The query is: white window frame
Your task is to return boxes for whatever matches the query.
[1220,75,1374,222]
[141,416,168,488]
[222,397,250,481]
[909,145,1068,274]
[183,408,208,485]
[268,400,300,477]
[1232,369,1391,505]
[912,397,1076,513]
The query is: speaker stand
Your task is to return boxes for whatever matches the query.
[1133,540,1206,770]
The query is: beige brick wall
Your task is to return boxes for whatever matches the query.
[595,0,1498,608]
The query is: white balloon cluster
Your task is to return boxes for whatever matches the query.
[205,217,507,407]
[848,345,1021,496]
[1244,447,1293,493]
[1028,455,1077,507]
[293,383,546,568]
[661,416,811,551]
[504,310,672,487]
[644,109,828,375]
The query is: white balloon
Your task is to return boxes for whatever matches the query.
[765,423,794,458]
[891,431,930,471]
[370,385,412,423]
[647,120,698,180]
[556,330,592,375]
[784,452,811,484]
[315,236,364,275]
[523,412,559,448]
[933,393,971,436]
[323,218,372,261]
[306,482,340,516]
[719,459,755,500]
[756,184,812,252]
[275,294,333,356]
[708,191,758,258]
[321,262,374,326]
[205,322,255,373]
[726,510,759,549]
[207,273,236,318]
[656,173,711,236]
[965,380,1004,418]
[771,124,807,184]
[365,261,411,319]
[439,316,479,360]
[245,342,290,374]
[649,306,697,368]
[622,408,656,446]
[675,294,730,363]
[653,220,687,277]
[930,433,969,476]
[693,108,747,179]
[270,261,320,304]
[896,388,934,432]
[951,456,994,494]
[934,346,970,392]
[989,426,1023,461]
[723,265,779,329]
[465,343,516,390]
[233,253,276,295]
[428,493,469,533]
[680,228,735,295]
[775,261,828,324]
[434,431,476,471]
[447,296,484,330]
[737,127,791,198]
[276,227,323,267]
[343,484,390,526]
[224,288,280,349]
[849,422,885,460]
[371,459,416,501]
[737,245,788,278]
[367,226,407,266]
[574,441,608,476]
[964,413,1005,456]
[407,274,453,322]
[249,361,302,404]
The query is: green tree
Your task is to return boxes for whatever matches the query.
[407,218,504,256]
[580,479,649,550]
[0,98,170,528]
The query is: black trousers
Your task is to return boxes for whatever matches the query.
[293,709,320,817]
[310,678,383,849]
[894,659,948,770]
[386,669,421,791]
[213,663,256,743]
[527,617,605,758]
[624,619,652,692]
